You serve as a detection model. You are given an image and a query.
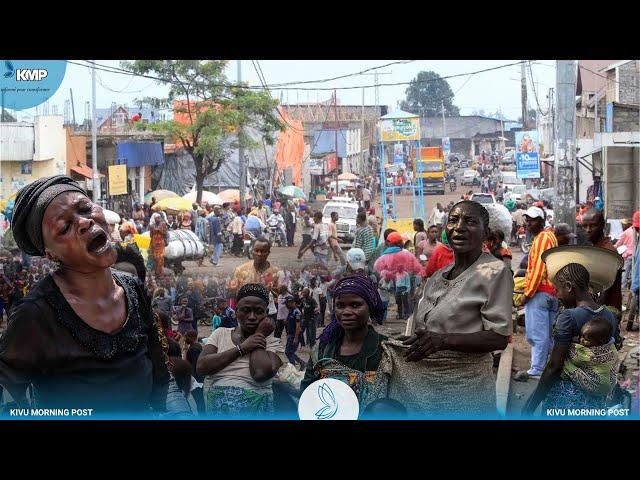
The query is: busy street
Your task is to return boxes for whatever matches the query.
[0,59,638,420]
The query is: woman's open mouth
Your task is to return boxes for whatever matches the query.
[87,229,111,255]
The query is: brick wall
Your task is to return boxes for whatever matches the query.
[618,61,639,105]
[613,104,640,132]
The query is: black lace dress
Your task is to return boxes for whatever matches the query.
[0,271,171,414]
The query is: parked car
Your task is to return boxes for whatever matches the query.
[461,169,479,186]
[470,193,496,205]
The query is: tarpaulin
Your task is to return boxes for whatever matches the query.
[116,141,164,168]
[275,108,305,186]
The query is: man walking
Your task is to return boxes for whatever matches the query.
[352,212,375,264]
[207,207,224,266]
[284,203,297,248]
[518,206,558,380]
[298,208,314,260]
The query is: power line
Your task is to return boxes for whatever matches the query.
[534,61,639,90]
[252,60,305,134]
[528,61,549,116]
[264,60,415,87]
[70,60,530,92]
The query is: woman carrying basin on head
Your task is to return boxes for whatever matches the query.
[0,175,190,416]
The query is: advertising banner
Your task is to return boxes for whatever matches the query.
[393,143,404,164]
[515,130,539,154]
[379,117,420,142]
[442,137,451,156]
[516,152,540,179]
[108,164,128,195]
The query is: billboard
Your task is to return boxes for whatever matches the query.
[442,137,451,156]
[393,143,404,164]
[108,164,128,195]
[379,117,420,142]
[516,152,540,179]
[515,130,539,154]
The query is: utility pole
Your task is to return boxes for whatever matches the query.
[554,60,578,232]
[91,61,101,204]
[521,61,529,129]
[441,100,447,137]
[362,71,392,109]
[69,88,76,126]
[361,87,365,176]
[237,60,246,205]
[334,89,339,194]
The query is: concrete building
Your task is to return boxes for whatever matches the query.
[420,115,506,158]
[0,115,66,200]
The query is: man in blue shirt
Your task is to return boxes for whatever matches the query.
[207,206,223,266]
[245,213,265,239]
[217,298,237,328]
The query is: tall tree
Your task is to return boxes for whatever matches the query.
[123,60,283,204]
[400,71,460,117]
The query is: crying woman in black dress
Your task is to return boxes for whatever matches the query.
[0,176,189,415]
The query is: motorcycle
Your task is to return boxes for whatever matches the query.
[518,225,531,254]
[243,231,257,259]
[449,178,457,192]
[267,219,286,247]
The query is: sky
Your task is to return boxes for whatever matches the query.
[9,60,558,123]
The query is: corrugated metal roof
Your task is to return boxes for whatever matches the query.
[0,122,34,161]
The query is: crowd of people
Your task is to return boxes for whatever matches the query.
[0,173,638,419]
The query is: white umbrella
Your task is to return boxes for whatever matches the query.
[182,190,223,206]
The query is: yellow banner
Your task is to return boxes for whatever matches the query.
[108,165,128,195]
[379,117,421,142]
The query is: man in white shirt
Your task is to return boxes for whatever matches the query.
[428,203,443,227]
[433,205,447,228]
[362,187,372,210]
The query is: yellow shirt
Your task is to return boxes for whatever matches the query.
[230,261,280,293]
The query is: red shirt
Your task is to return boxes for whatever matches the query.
[422,244,455,278]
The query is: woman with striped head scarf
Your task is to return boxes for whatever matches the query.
[300,273,389,408]
[0,175,191,415]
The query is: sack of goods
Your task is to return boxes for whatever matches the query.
[164,229,206,260]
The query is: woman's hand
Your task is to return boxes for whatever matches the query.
[256,317,275,337]
[402,328,447,362]
[240,333,267,353]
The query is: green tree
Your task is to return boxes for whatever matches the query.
[400,71,460,117]
[123,60,283,204]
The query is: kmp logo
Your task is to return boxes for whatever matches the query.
[3,61,48,81]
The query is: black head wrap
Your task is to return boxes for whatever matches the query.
[236,283,270,305]
[319,273,386,349]
[11,175,87,256]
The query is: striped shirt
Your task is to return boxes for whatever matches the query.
[353,225,376,262]
[524,229,558,298]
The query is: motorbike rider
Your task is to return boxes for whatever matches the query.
[266,208,287,246]
[449,176,456,191]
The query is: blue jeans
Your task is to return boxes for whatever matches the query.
[524,292,558,375]
[210,243,223,264]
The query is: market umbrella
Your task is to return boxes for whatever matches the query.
[155,197,194,213]
[145,189,179,203]
[218,189,252,203]
[278,185,306,199]
[338,172,358,181]
[182,190,223,206]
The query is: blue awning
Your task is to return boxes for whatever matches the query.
[116,141,164,167]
